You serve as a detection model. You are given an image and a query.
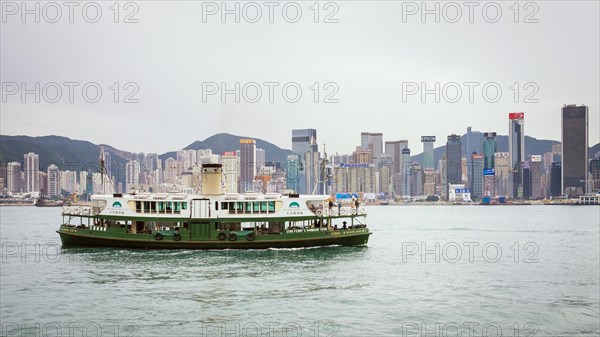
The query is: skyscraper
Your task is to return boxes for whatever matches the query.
[508,112,525,198]
[221,152,240,193]
[483,132,497,196]
[421,136,436,169]
[24,152,39,193]
[292,129,318,194]
[494,152,510,196]
[470,153,484,199]
[589,155,600,192]
[6,162,21,194]
[239,139,257,193]
[292,129,317,155]
[361,132,383,166]
[465,127,484,171]
[561,104,588,196]
[285,154,301,193]
[125,160,141,191]
[446,134,462,197]
[401,148,411,198]
[550,162,562,197]
[256,148,266,170]
[47,164,60,197]
[384,140,408,196]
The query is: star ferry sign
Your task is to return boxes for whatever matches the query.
[509,112,524,119]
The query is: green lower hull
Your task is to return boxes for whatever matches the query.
[57,226,371,249]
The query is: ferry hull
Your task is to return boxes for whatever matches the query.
[57,229,371,250]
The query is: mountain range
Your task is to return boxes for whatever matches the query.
[1,133,598,177]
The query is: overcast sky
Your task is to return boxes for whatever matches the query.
[1,1,599,155]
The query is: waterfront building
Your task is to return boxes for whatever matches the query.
[221,152,240,193]
[561,104,589,196]
[550,162,562,197]
[438,154,447,199]
[6,162,21,194]
[239,139,257,193]
[361,132,383,166]
[423,168,435,196]
[421,136,436,169]
[384,140,408,196]
[126,160,141,192]
[47,164,60,197]
[508,112,525,198]
[292,129,318,194]
[401,148,411,198]
[470,153,484,199]
[446,135,462,197]
[378,155,393,194]
[285,154,301,193]
[494,152,510,197]
[24,152,39,193]
[589,155,600,192]
[256,148,266,170]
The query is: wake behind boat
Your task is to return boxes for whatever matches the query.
[57,164,371,249]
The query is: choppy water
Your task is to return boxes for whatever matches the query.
[1,205,598,337]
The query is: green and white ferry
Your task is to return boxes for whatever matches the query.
[57,164,371,249]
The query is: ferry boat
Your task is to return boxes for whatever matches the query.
[57,164,371,249]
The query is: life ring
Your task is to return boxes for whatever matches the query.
[351,209,357,215]
[154,233,163,241]
[173,233,181,241]
[341,208,347,215]
[246,232,256,241]
[316,209,323,217]
[329,209,337,216]
[228,233,238,241]
[217,232,226,241]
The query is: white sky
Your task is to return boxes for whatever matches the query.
[1,1,599,155]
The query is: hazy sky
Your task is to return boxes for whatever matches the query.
[2,1,599,155]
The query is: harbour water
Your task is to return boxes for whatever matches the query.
[1,205,598,336]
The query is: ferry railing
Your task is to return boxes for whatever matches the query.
[61,205,96,216]
[315,206,366,217]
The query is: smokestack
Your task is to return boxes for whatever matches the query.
[201,164,223,195]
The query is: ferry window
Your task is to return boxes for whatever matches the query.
[150,202,157,213]
[135,201,142,213]
[245,202,252,214]
[237,202,244,213]
[268,201,275,213]
[260,202,267,213]
[158,202,166,214]
[174,202,181,214]
[221,202,228,210]
[253,202,260,213]
[182,202,188,210]
[215,202,219,211]
[143,201,151,213]
[166,202,173,213]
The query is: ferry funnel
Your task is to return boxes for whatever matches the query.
[201,164,223,195]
